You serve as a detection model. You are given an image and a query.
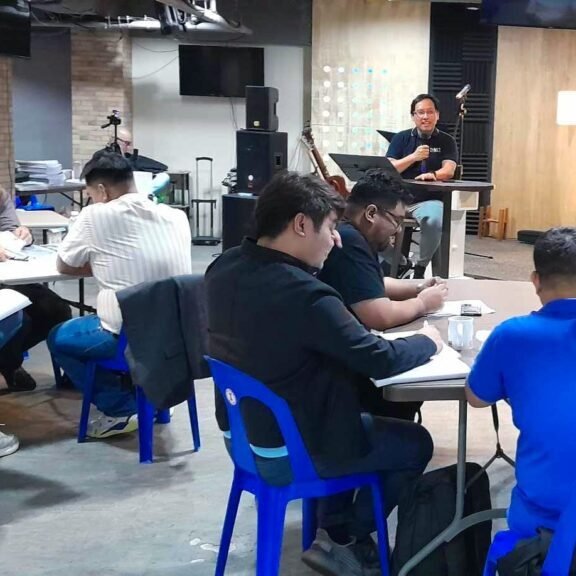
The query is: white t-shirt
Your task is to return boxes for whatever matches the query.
[58,193,192,333]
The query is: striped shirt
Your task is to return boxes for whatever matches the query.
[58,193,191,333]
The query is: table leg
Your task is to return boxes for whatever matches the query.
[397,399,468,576]
[437,190,453,278]
[79,278,85,317]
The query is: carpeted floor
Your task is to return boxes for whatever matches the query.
[464,237,534,281]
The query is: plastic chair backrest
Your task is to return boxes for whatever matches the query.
[543,481,576,575]
[206,357,319,483]
[98,330,129,372]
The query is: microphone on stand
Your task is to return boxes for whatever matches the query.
[456,84,471,101]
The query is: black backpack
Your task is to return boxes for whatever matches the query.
[392,463,492,576]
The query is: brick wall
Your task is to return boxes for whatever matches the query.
[71,31,132,167]
[0,58,13,194]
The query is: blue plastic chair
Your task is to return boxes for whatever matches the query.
[53,331,201,464]
[15,195,55,211]
[206,356,390,576]
[484,487,576,576]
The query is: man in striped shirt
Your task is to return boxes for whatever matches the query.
[48,151,191,438]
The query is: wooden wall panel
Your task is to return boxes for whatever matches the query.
[311,0,431,179]
[492,27,576,236]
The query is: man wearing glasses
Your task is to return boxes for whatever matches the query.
[319,169,447,422]
[386,94,458,279]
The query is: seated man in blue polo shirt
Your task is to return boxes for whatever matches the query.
[386,93,458,278]
[320,169,447,421]
[466,227,576,537]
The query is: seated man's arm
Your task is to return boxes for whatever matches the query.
[434,159,457,181]
[56,256,92,276]
[352,282,447,331]
[56,210,93,277]
[384,276,446,301]
[386,134,421,175]
[466,324,507,409]
[304,290,440,380]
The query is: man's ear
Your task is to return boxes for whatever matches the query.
[531,271,541,294]
[364,204,378,224]
[293,213,307,237]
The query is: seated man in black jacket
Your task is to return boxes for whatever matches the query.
[205,172,442,576]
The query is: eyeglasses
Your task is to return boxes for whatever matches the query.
[380,209,404,230]
[413,109,436,118]
[118,138,132,146]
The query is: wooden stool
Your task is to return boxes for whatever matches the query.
[390,217,419,278]
[478,206,509,241]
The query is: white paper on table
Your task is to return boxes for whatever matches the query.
[427,299,495,318]
[0,288,31,322]
[0,231,27,258]
[373,330,470,387]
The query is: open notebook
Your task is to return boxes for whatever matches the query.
[373,330,471,387]
[0,289,31,322]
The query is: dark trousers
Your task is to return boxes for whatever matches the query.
[0,284,71,376]
[228,414,433,541]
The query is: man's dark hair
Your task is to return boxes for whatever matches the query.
[410,93,440,115]
[255,172,345,239]
[82,150,133,186]
[534,227,576,283]
[347,169,412,211]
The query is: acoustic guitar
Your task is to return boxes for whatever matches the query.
[301,126,349,198]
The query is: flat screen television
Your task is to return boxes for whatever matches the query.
[482,0,576,30]
[179,45,264,98]
[0,0,31,58]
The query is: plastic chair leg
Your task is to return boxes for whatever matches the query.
[187,382,201,452]
[156,409,171,424]
[137,386,156,464]
[51,357,64,388]
[370,480,390,576]
[215,474,244,576]
[78,362,96,443]
[256,488,288,576]
[302,498,317,551]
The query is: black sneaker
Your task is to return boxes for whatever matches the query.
[5,367,36,391]
[302,529,381,576]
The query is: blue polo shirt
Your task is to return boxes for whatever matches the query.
[468,299,576,536]
[386,128,458,203]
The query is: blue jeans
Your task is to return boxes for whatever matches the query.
[47,315,137,417]
[409,200,443,268]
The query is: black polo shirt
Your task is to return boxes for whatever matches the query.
[386,128,458,203]
[319,222,385,315]
[205,238,436,464]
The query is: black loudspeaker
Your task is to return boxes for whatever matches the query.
[246,86,279,131]
[222,193,258,251]
[236,130,288,194]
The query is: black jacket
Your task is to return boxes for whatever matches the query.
[117,275,210,409]
[206,239,436,465]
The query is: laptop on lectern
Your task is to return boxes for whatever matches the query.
[329,153,401,183]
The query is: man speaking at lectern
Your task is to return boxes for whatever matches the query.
[386,94,458,279]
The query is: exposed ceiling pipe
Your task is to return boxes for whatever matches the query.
[157,0,249,33]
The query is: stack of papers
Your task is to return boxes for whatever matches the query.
[16,160,65,186]
[373,330,471,387]
[427,300,495,317]
[0,289,31,322]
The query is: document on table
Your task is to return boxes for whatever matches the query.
[0,288,31,322]
[427,299,495,318]
[0,231,27,259]
[373,330,471,387]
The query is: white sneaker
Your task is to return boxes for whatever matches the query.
[87,414,138,439]
[0,430,19,458]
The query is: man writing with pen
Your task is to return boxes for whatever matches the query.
[0,186,71,391]
[386,93,458,278]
